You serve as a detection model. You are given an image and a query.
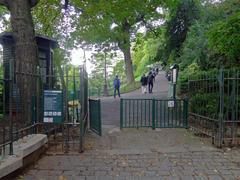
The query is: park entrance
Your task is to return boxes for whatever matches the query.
[120,98,188,129]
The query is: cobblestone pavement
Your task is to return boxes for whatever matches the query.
[17,128,240,180]
[18,150,240,180]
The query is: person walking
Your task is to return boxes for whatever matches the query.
[148,71,154,93]
[152,69,156,82]
[140,74,148,93]
[113,75,121,98]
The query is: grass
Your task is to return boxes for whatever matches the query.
[104,82,141,97]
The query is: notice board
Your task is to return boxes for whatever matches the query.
[43,90,63,123]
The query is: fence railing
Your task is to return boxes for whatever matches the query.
[120,98,188,129]
[188,69,240,147]
[0,64,89,157]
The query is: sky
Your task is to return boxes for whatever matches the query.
[71,48,93,73]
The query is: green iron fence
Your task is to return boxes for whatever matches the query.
[120,98,188,129]
[89,99,101,136]
[188,69,240,147]
[0,64,89,157]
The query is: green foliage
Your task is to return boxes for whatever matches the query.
[177,63,200,95]
[0,6,10,31]
[88,50,115,95]
[190,92,219,118]
[120,82,141,94]
[207,12,240,66]
[133,33,163,78]
[70,0,172,83]
[165,0,200,58]
[71,0,167,44]
[112,60,126,84]
[177,21,211,70]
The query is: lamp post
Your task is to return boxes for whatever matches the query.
[103,51,109,96]
[170,64,179,99]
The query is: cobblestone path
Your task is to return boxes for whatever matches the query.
[21,149,240,180]
[17,128,240,180]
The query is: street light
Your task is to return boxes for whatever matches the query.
[170,63,179,99]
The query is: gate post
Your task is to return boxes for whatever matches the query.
[120,98,123,129]
[98,99,102,136]
[183,98,189,129]
[217,69,224,147]
[152,98,155,130]
[79,66,84,153]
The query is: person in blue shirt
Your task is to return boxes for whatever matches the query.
[113,75,121,98]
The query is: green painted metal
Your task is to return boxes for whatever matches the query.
[79,66,88,152]
[183,99,189,128]
[218,69,224,147]
[120,98,188,129]
[120,99,123,129]
[89,99,102,136]
[152,98,155,129]
[188,68,240,147]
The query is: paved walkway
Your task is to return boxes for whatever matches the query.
[101,71,169,127]
[16,71,240,180]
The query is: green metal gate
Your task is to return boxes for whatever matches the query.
[120,99,188,129]
[89,99,102,136]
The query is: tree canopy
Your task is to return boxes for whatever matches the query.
[0,0,239,97]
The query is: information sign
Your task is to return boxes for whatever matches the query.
[168,100,175,108]
[43,90,63,123]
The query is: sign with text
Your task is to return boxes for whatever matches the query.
[43,90,63,123]
[168,100,175,108]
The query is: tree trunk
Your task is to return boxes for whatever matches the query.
[121,44,134,84]
[118,22,135,85]
[7,0,39,126]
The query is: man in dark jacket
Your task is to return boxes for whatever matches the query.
[148,71,154,93]
[140,74,148,93]
[113,75,121,98]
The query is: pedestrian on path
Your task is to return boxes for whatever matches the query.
[113,75,121,98]
[148,71,154,93]
[152,69,156,82]
[140,74,148,94]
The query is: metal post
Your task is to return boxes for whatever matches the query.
[231,69,236,144]
[218,69,224,147]
[173,83,176,99]
[66,66,69,122]
[31,95,36,134]
[183,98,189,129]
[9,79,13,155]
[152,98,156,130]
[120,98,123,129]
[98,99,102,136]
[79,66,84,153]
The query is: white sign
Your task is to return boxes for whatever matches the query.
[43,117,53,123]
[168,101,175,108]
[173,69,177,83]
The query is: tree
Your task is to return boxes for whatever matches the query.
[70,0,169,84]
[133,33,164,78]
[207,12,240,67]
[165,0,200,59]
[0,0,39,125]
[90,50,115,96]
[112,60,126,84]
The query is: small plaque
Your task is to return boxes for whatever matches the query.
[168,100,175,108]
